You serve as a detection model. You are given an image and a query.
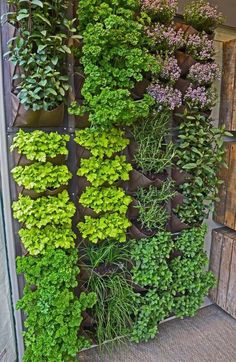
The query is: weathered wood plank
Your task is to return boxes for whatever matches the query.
[214,142,231,225]
[216,234,233,309]
[225,144,236,229]
[219,39,236,131]
[209,229,223,302]
[226,241,236,318]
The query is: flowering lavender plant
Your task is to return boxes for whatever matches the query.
[186,33,215,61]
[147,24,184,53]
[188,62,220,85]
[141,0,178,24]
[160,56,181,83]
[184,0,224,33]
[148,82,182,111]
[184,85,216,110]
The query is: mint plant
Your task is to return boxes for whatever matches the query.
[12,162,72,193]
[17,248,97,361]
[79,186,132,214]
[12,191,76,229]
[78,156,133,187]
[11,130,69,162]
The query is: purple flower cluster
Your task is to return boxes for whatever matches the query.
[186,33,215,61]
[184,0,224,32]
[147,24,184,53]
[188,62,220,85]
[160,56,181,83]
[142,0,178,12]
[184,85,216,110]
[148,82,182,110]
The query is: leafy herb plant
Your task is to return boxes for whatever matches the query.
[17,248,96,361]
[19,226,76,256]
[75,127,130,158]
[12,190,76,229]
[11,130,69,162]
[131,232,173,288]
[78,213,132,244]
[78,156,133,187]
[12,162,72,193]
[175,112,226,225]
[79,186,132,214]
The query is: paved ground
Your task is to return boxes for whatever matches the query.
[79,305,236,362]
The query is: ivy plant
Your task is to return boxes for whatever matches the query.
[17,248,97,361]
[75,127,130,158]
[175,112,227,225]
[131,232,173,289]
[12,190,76,229]
[12,162,72,193]
[136,181,175,231]
[19,226,76,256]
[11,130,69,162]
[79,186,132,214]
[78,213,132,244]
[78,156,133,187]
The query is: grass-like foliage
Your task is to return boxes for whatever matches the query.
[132,111,175,174]
[83,242,135,347]
[136,181,175,231]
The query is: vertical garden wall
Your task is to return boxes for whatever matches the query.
[0,0,228,360]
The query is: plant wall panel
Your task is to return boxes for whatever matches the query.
[0,0,228,360]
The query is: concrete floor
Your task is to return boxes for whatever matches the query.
[79,305,236,362]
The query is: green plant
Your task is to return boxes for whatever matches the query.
[184,0,224,33]
[83,242,135,347]
[75,127,130,158]
[17,248,96,361]
[12,190,76,229]
[79,186,132,214]
[170,226,216,318]
[12,162,72,193]
[78,156,133,187]
[78,213,132,244]
[19,226,76,256]
[8,0,70,110]
[131,232,173,288]
[173,273,215,318]
[136,181,175,231]
[70,0,159,127]
[175,112,227,225]
[131,290,174,343]
[11,130,69,162]
[132,111,175,174]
